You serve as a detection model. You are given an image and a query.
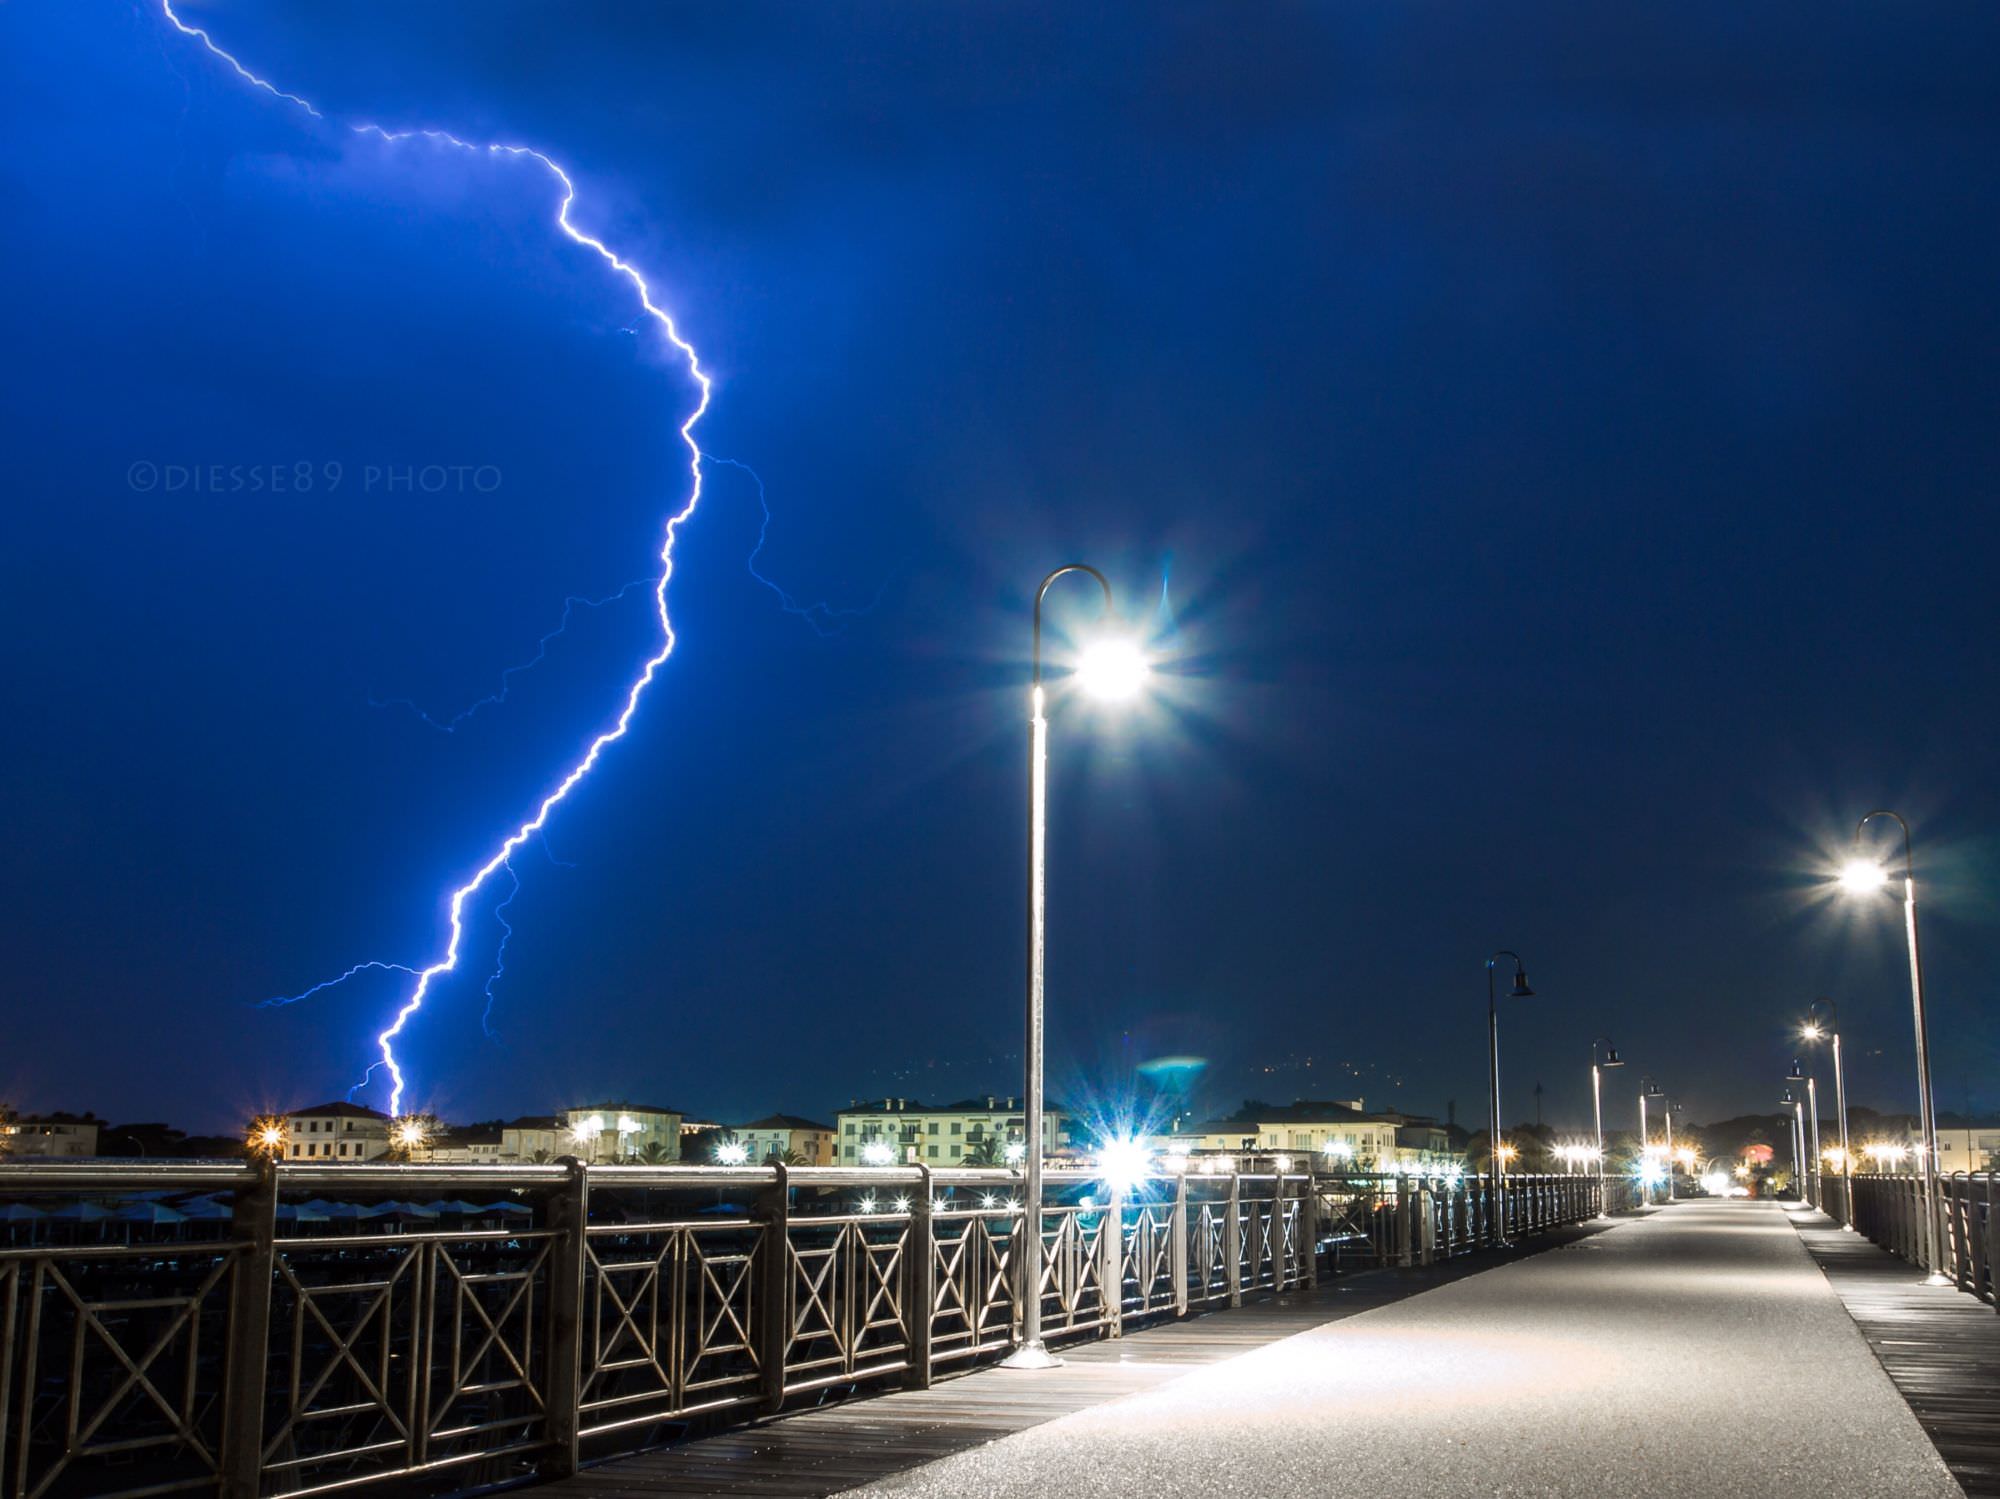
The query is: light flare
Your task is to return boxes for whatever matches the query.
[161,2,714,1114]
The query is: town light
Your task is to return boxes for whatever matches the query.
[1009,563,1154,1373]
[392,1116,430,1153]
[861,1140,897,1167]
[1274,1154,1293,1175]
[571,1115,603,1144]
[1074,638,1150,701]
[1321,1139,1354,1161]
[248,1117,287,1157]
[714,1140,749,1166]
[1004,1140,1027,1165]
[1097,1136,1152,1194]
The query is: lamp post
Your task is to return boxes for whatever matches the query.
[1785,1061,1821,1209]
[1003,563,1148,1370]
[1779,1090,1803,1195]
[1486,952,1535,1246]
[1839,811,1948,1285]
[1590,1037,1624,1217]
[1803,999,1852,1228]
[1639,1080,1665,1205]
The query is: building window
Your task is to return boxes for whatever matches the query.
[951,1122,962,1135]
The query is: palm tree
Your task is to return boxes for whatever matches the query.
[529,1149,552,1165]
[763,1147,807,1167]
[965,1137,1005,1168]
[636,1140,673,1165]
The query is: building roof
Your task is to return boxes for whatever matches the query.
[504,1115,567,1131]
[439,1123,504,1146]
[285,1102,389,1121]
[741,1114,836,1133]
[838,1096,1071,1115]
[567,1102,683,1118]
[1202,1099,1398,1128]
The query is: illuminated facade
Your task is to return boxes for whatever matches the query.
[563,1102,683,1163]
[836,1097,1072,1166]
[282,1102,390,1162]
[736,1114,838,1166]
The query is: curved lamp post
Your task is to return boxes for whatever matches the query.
[1785,1060,1820,1209]
[1486,951,1535,1246]
[1639,1079,1665,1205]
[1590,1037,1624,1217]
[1803,998,1852,1229]
[1839,811,1948,1285]
[1004,564,1148,1370]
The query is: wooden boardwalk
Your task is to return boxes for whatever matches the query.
[538,1226,1609,1499]
[1794,1212,2000,1498]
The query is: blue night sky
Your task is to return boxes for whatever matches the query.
[2,2,1996,1136]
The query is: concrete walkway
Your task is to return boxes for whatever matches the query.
[843,1200,1962,1499]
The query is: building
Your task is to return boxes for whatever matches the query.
[835,1097,1072,1166]
[2,1113,101,1158]
[1167,1100,1456,1171]
[1934,1122,2000,1173]
[282,1102,389,1162]
[564,1102,682,1163]
[418,1122,504,1165]
[736,1114,838,1166]
[498,1116,568,1162]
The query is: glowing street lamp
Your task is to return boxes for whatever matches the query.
[1589,1037,1624,1216]
[1838,812,1948,1285]
[391,1115,431,1158]
[1005,564,1150,1373]
[860,1139,898,1167]
[1803,999,1853,1230]
[714,1139,750,1166]
[248,1116,287,1159]
[1485,951,1536,1246]
[1784,1061,1820,1209]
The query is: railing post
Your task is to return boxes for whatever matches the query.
[220,1158,277,1499]
[540,1158,589,1476]
[906,1165,934,1387]
[1300,1170,1319,1289]
[1393,1176,1412,1267]
[1418,1186,1436,1265]
[1225,1172,1242,1308]
[1171,1173,1190,1315]
[756,1164,791,1413]
[1101,1179,1124,1337]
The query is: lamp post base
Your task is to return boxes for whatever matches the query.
[1000,1341,1063,1371]
[1923,1271,1954,1288]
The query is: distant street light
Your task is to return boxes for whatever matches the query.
[1839,811,1948,1286]
[1780,1090,1805,1202]
[1803,999,1853,1230]
[247,1116,287,1159]
[1005,563,1149,1372]
[1485,951,1535,1246]
[1784,1061,1820,1209]
[1590,1037,1624,1217]
[1639,1080,1666,1206]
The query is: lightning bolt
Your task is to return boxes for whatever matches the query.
[711,457,884,637]
[162,1,712,1114]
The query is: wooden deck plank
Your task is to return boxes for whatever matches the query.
[1794,1214,2000,1499]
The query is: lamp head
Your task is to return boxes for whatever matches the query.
[1074,638,1149,701]
[1800,1022,1823,1041]
[1603,1046,1624,1069]
[1838,858,1888,896]
[1508,965,1534,999]
[1785,1059,1804,1082]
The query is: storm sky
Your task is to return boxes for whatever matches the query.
[2,1,1996,1135]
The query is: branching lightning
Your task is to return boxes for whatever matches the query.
[711,457,884,637]
[479,862,520,1041]
[370,576,653,732]
[162,0,712,1113]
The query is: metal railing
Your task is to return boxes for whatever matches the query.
[1832,1171,1998,1307]
[0,1160,1602,1499]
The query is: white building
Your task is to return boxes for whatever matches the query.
[1165,1101,1456,1172]
[282,1102,390,1162]
[1935,1124,2000,1173]
[500,1116,569,1162]
[564,1102,683,1163]
[2,1114,100,1158]
[735,1114,838,1166]
[835,1097,1072,1166]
